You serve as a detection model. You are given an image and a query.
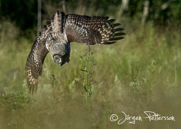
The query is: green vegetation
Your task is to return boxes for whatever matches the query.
[0,19,180,129]
[0,0,181,128]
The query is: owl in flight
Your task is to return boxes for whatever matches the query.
[25,11,125,94]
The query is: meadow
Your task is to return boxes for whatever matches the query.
[0,19,181,129]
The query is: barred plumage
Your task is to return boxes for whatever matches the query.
[26,11,125,94]
[65,14,125,44]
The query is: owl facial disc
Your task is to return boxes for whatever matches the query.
[53,54,63,65]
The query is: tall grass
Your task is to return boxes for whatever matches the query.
[0,19,180,129]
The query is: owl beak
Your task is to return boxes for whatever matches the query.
[59,58,63,65]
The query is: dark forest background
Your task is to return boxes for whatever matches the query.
[1,0,181,33]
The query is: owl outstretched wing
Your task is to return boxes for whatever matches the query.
[64,13,125,45]
[25,11,67,94]
[25,30,50,94]
[25,11,66,94]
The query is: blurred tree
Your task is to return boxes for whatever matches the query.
[151,0,175,24]
[1,0,180,34]
[117,0,130,18]
[62,0,66,12]
[1,0,37,30]
[0,0,1,20]
[38,0,41,31]
[142,0,150,25]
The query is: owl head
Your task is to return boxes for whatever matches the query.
[49,42,70,66]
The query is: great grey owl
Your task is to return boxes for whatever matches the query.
[25,11,125,94]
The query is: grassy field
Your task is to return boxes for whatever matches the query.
[0,20,181,129]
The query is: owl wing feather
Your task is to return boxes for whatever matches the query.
[25,30,49,94]
[25,11,64,94]
[64,14,125,45]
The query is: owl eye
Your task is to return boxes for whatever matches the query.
[53,54,62,65]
